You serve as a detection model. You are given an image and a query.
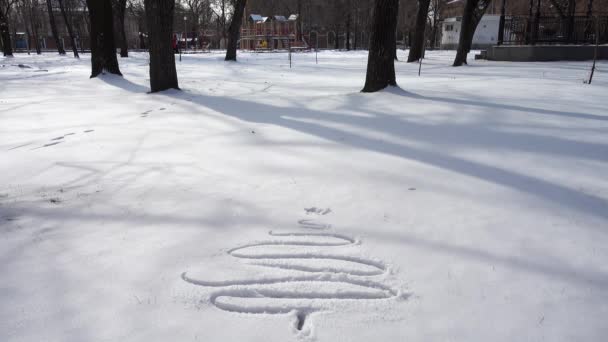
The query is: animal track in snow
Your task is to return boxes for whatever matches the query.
[304,207,332,215]
[26,130,94,150]
[182,219,405,335]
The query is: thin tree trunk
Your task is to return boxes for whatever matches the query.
[407,0,430,62]
[114,0,128,57]
[47,0,65,54]
[335,29,340,49]
[86,0,121,77]
[430,6,439,49]
[453,0,490,66]
[0,8,13,56]
[297,0,302,40]
[354,11,358,50]
[346,7,351,51]
[394,28,398,60]
[362,0,399,93]
[225,0,246,61]
[566,0,576,43]
[57,0,79,57]
[29,0,42,54]
[144,0,178,92]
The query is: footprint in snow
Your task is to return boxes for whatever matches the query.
[42,141,63,148]
[305,207,332,215]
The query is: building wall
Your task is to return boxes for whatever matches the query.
[441,15,501,49]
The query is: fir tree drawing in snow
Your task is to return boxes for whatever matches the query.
[182,219,409,337]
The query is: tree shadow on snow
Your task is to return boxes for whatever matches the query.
[386,86,608,122]
[164,88,608,223]
[96,73,150,93]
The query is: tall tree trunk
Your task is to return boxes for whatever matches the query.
[0,8,13,56]
[29,1,42,54]
[430,7,439,49]
[362,0,399,93]
[407,0,430,62]
[144,0,178,92]
[225,0,246,61]
[297,0,302,40]
[394,29,398,60]
[114,0,128,57]
[453,0,490,66]
[57,0,79,57]
[47,0,65,54]
[353,11,358,50]
[334,28,340,49]
[86,0,121,77]
[346,7,351,51]
[566,0,576,42]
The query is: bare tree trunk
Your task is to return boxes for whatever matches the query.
[407,0,430,62]
[354,10,358,50]
[225,0,246,61]
[47,0,65,54]
[346,5,351,51]
[25,24,31,54]
[297,0,302,40]
[0,7,13,56]
[453,0,490,66]
[362,0,399,93]
[429,3,439,49]
[86,0,121,77]
[566,0,576,43]
[333,26,340,49]
[114,0,128,57]
[144,0,178,92]
[394,28,398,60]
[29,0,42,54]
[57,0,79,58]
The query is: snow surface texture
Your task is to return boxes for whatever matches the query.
[1,50,608,342]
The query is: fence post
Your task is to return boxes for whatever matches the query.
[587,16,599,84]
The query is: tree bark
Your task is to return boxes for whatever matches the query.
[362,0,399,93]
[346,7,351,51]
[57,0,79,58]
[334,28,340,49]
[394,29,398,61]
[144,0,178,92]
[407,0,430,62]
[47,0,65,54]
[29,0,42,54]
[429,3,439,50]
[114,0,128,57]
[453,0,490,66]
[0,7,12,56]
[86,0,121,77]
[225,0,246,61]
[353,11,358,50]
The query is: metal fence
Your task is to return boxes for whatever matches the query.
[502,15,608,45]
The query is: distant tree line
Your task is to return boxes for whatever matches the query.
[3,0,606,94]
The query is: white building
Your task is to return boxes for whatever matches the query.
[441,15,501,50]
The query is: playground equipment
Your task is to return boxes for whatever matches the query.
[240,13,309,51]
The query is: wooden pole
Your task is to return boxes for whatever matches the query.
[587,16,599,84]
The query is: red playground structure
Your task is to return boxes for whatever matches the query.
[240,13,309,51]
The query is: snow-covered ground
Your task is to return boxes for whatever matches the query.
[1,50,607,342]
